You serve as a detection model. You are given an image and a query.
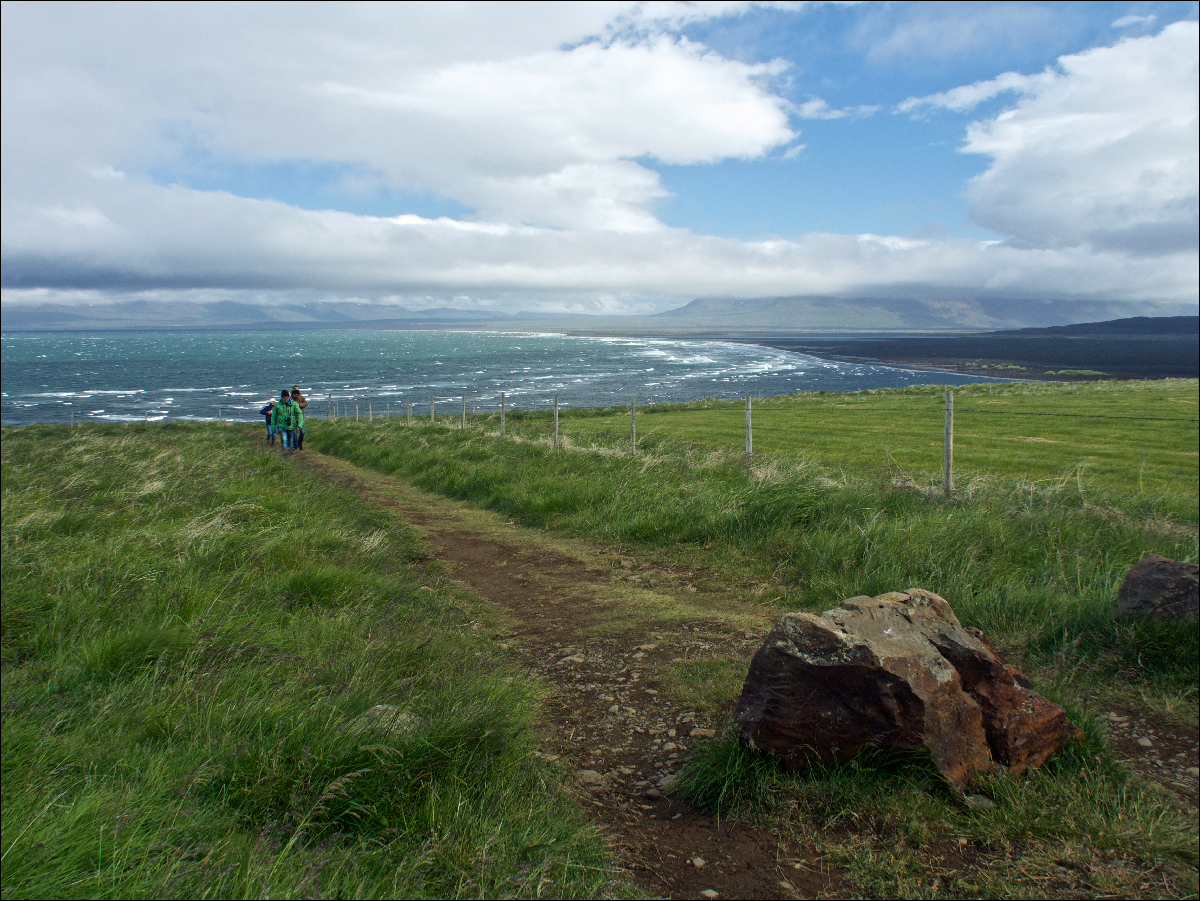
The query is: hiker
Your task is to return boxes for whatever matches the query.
[271,389,298,454]
[292,390,305,452]
[291,385,308,450]
[260,398,276,444]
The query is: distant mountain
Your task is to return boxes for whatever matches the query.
[0,300,511,330]
[646,296,1196,332]
[2,294,1195,333]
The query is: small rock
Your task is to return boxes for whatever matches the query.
[576,769,607,787]
[559,653,585,664]
[691,727,717,739]
[621,559,635,569]
[964,793,995,811]
[700,891,719,899]
[692,857,706,868]
[644,788,661,799]
[1114,554,1198,623]
[659,774,679,791]
[1186,766,1199,777]
[779,880,794,890]
[627,575,642,582]
[347,704,419,736]
[957,837,968,847]
[662,742,677,751]
[608,704,620,714]
[667,728,676,738]
[1137,737,1153,747]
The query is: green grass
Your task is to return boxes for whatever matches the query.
[309,380,1198,717]
[1,424,622,900]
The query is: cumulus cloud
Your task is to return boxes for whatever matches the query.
[959,22,1199,255]
[1,3,1197,313]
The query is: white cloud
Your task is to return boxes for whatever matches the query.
[797,97,880,119]
[898,70,1055,115]
[1,3,1196,313]
[3,177,1195,306]
[961,22,1199,255]
[1112,14,1157,29]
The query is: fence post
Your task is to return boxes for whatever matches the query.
[386,402,390,419]
[500,392,506,437]
[461,393,466,429]
[407,402,412,425]
[553,394,559,448]
[630,395,636,453]
[944,389,954,497]
[745,395,752,463]
[430,395,435,424]
[356,404,359,422]
[369,402,372,421]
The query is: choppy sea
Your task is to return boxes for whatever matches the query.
[1,329,1006,426]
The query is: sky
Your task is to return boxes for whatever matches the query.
[1,0,1197,317]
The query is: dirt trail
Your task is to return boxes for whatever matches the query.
[302,451,841,900]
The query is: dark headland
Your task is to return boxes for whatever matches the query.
[747,316,1199,380]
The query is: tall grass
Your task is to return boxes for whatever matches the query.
[1,423,619,899]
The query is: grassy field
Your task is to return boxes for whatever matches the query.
[311,380,1198,717]
[5,379,1197,899]
[500,379,1199,521]
[1,424,620,899]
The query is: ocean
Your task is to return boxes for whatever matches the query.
[1,329,1006,426]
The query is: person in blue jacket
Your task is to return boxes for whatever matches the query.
[260,398,276,444]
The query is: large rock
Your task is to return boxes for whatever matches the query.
[734,589,1081,787]
[1114,554,1198,623]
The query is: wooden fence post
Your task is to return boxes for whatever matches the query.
[461,393,466,429]
[500,392,506,437]
[630,395,636,453]
[355,404,359,422]
[745,395,752,463]
[553,394,559,448]
[369,402,372,421]
[407,402,412,425]
[386,402,390,419]
[430,395,435,424]
[944,389,954,497]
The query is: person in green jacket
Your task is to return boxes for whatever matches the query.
[271,389,298,455]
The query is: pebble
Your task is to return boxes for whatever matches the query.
[643,788,661,799]
[1186,767,1199,777]
[691,727,716,739]
[964,793,995,811]
[1137,737,1153,747]
[576,769,606,786]
[692,857,706,868]
[700,891,719,900]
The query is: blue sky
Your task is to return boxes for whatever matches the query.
[1,1,1197,315]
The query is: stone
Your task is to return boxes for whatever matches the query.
[1114,555,1198,623]
[347,704,419,736]
[692,857,706,868]
[1137,737,1153,747]
[733,589,1082,787]
[963,793,995,811]
[700,891,720,899]
[643,787,662,799]
[691,727,717,739]
[576,769,607,788]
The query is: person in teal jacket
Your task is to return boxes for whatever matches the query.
[271,389,299,454]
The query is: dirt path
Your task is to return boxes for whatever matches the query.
[302,451,841,900]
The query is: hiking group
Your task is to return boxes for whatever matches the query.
[260,386,306,455]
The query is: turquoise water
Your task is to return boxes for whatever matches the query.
[1,329,1001,426]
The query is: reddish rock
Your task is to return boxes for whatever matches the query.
[1114,554,1199,623]
[734,589,1081,786]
